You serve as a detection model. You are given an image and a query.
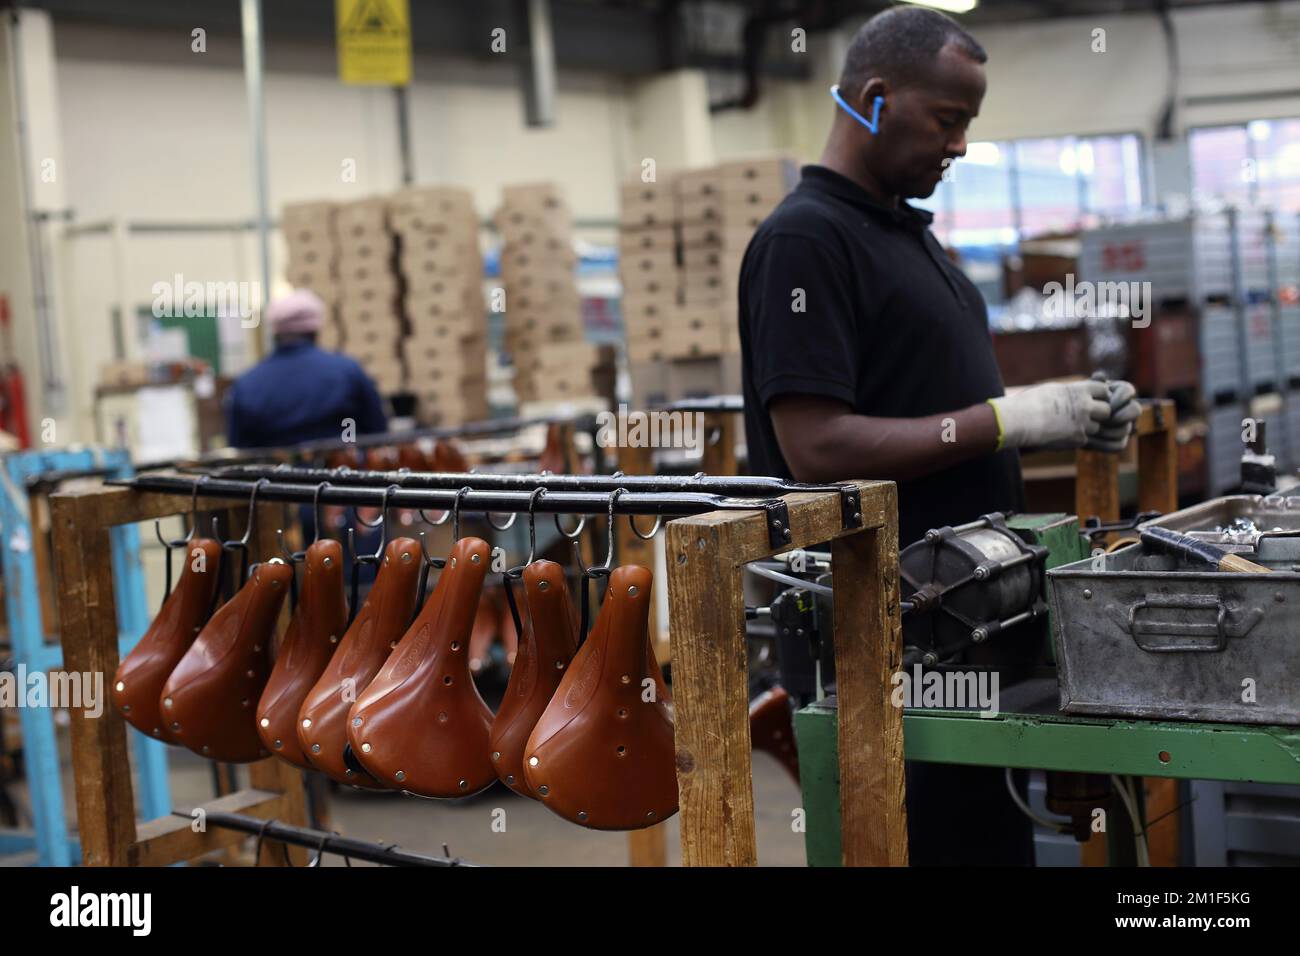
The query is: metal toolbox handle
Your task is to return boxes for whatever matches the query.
[1110,594,1263,653]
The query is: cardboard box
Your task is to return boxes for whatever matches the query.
[337,257,396,287]
[399,230,479,263]
[317,320,344,351]
[667,353,742,401]
[677,195,724,226]
[665,309,724,359]
[620,249,677,280]
[338,297,402,328]
[285,265,338,296]
[343,315,403,346]
[335,198,389,238]
[281,201,337,244]
[621,182,678,228]
[719,156,800,190]
[618,224,677,256]
[511,281,581,316]
[406,289,484,326]
[627,334,669,365]
[621,292,678,326]
[629,359,670,408]
[621,270,678,299]
[389,186,475,226]
[500,240,575,271]
[674,168,723,202]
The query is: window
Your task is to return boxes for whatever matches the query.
[1191,118,1300,213]
[914,132,1146,247]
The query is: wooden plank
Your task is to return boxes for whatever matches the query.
[28,490,60,636]
[132,788,292,867]
[666,515,755,866]
[830,482,907,866]
[1074,449,1119,529]
[700,411,737,477]
[627,823,669,867]
[51,493,137,865]
[1137,402,1178,515]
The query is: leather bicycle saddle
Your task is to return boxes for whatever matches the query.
[468,589,500,675]
[432,439,469,473]
[113,538,223,742]
[489,561,578,797]
[160,558,293,762]
[749,685,799,783]
[537,423,567,475]
[348,537,496,797]
[523,565,677,830]
[256,539,349,769]
[297,537,421,787]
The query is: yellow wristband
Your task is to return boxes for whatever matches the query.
[986,398,1006,452]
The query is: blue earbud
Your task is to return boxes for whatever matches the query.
[830,85,884,135]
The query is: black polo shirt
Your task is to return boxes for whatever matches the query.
[739,164,1025,547]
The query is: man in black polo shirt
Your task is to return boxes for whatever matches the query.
[739,8,1138,865]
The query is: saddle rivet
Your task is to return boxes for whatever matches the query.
[271,579,281,589]
[451,557,458,568]
[241,699,250,707]
[438,712,448,722]
[311,743,321,754]
[538,580,550,591]
[153,727,160,735]
[247,670,256,679]
[459,779,468,789]
[538,786,549,796]
[345,769,354,777]
[201,745,210,754]
[395,771,406,782]
[260,717,270,728]
[471,553,481,563]
[628,586,638,596]
[529,756,539,767]
[620,675,630,684]
[122,704,131,713]
[617,746,626,756]
[323,557,333,567]
[384,556,390,565]
[302,718,312,729]
[115,681,125,692]
[400,552,412,563]
[164,697,174,708]
[577,811,588,822]
[329,635,338,643]
[646,811,656,820]
[451,641,460,651]
[273,739,282,749]
[351,717,362,727]
[506,775,515,785]
[170,721,180,731]
[555,661,564,669]
[362,742,372,753]
[254,645,262,653]
[492,751,500,760]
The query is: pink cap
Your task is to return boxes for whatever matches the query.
[267,289,326,335]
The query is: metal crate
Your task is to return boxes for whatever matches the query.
[1048,536,1300,726]
[1279,308,1300,382]
[1207,403,1247,494]
[1200,306,1241,399]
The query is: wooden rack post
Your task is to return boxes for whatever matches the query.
[51,486,307,866]
[666,479,905,866]
[1075,400,1177,540]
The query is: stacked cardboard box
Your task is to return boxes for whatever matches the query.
[620,176,680,408]
[282,201,344,350]
[334,197,404,393]
[496,183,593,404]
[390,186,490,426]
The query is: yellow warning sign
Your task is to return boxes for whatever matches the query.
[336,0,411,86]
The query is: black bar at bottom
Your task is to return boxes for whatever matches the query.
[175,809,478,867]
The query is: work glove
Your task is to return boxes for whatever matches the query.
[1085,374,1141,454]
[987,379,1111,451]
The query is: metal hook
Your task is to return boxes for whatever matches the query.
[554,512,586,540]
[628,512,663,541]
[486,510,518,531]
[347,483,399,565]
[211,477,269,551]
[452,486,472,541]
[524,487,545,566]
[152,474,207,608]
[311,480,331,546]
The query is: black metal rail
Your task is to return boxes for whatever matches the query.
[172,809,476,867]
[113,472,822,547]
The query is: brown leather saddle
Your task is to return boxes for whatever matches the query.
[160,558,293,762]
[113,538,223,742]
[297,537,421,786]
[432,439,469,473]
[524,565,677,829]
[348,536,496,797]
[256,539,349,769]
[749,685,799,782]
[489,560,578,797]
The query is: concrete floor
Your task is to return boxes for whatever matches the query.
[165,746,808,866]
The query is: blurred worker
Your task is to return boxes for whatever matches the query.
[738,7,1139,866]
[226,289,387,448]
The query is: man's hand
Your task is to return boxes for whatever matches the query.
[1085,378,1141,453]
[988,380,1111,451]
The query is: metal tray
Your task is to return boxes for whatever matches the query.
[1140,494,1300,553]
[1047,541,1300,726]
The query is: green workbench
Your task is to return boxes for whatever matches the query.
[795,679,1300,866]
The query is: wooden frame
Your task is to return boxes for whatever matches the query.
[666,479,904,866]
[51,487,307,866]
[52,477,900,868]
[1075,400,1177,536]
